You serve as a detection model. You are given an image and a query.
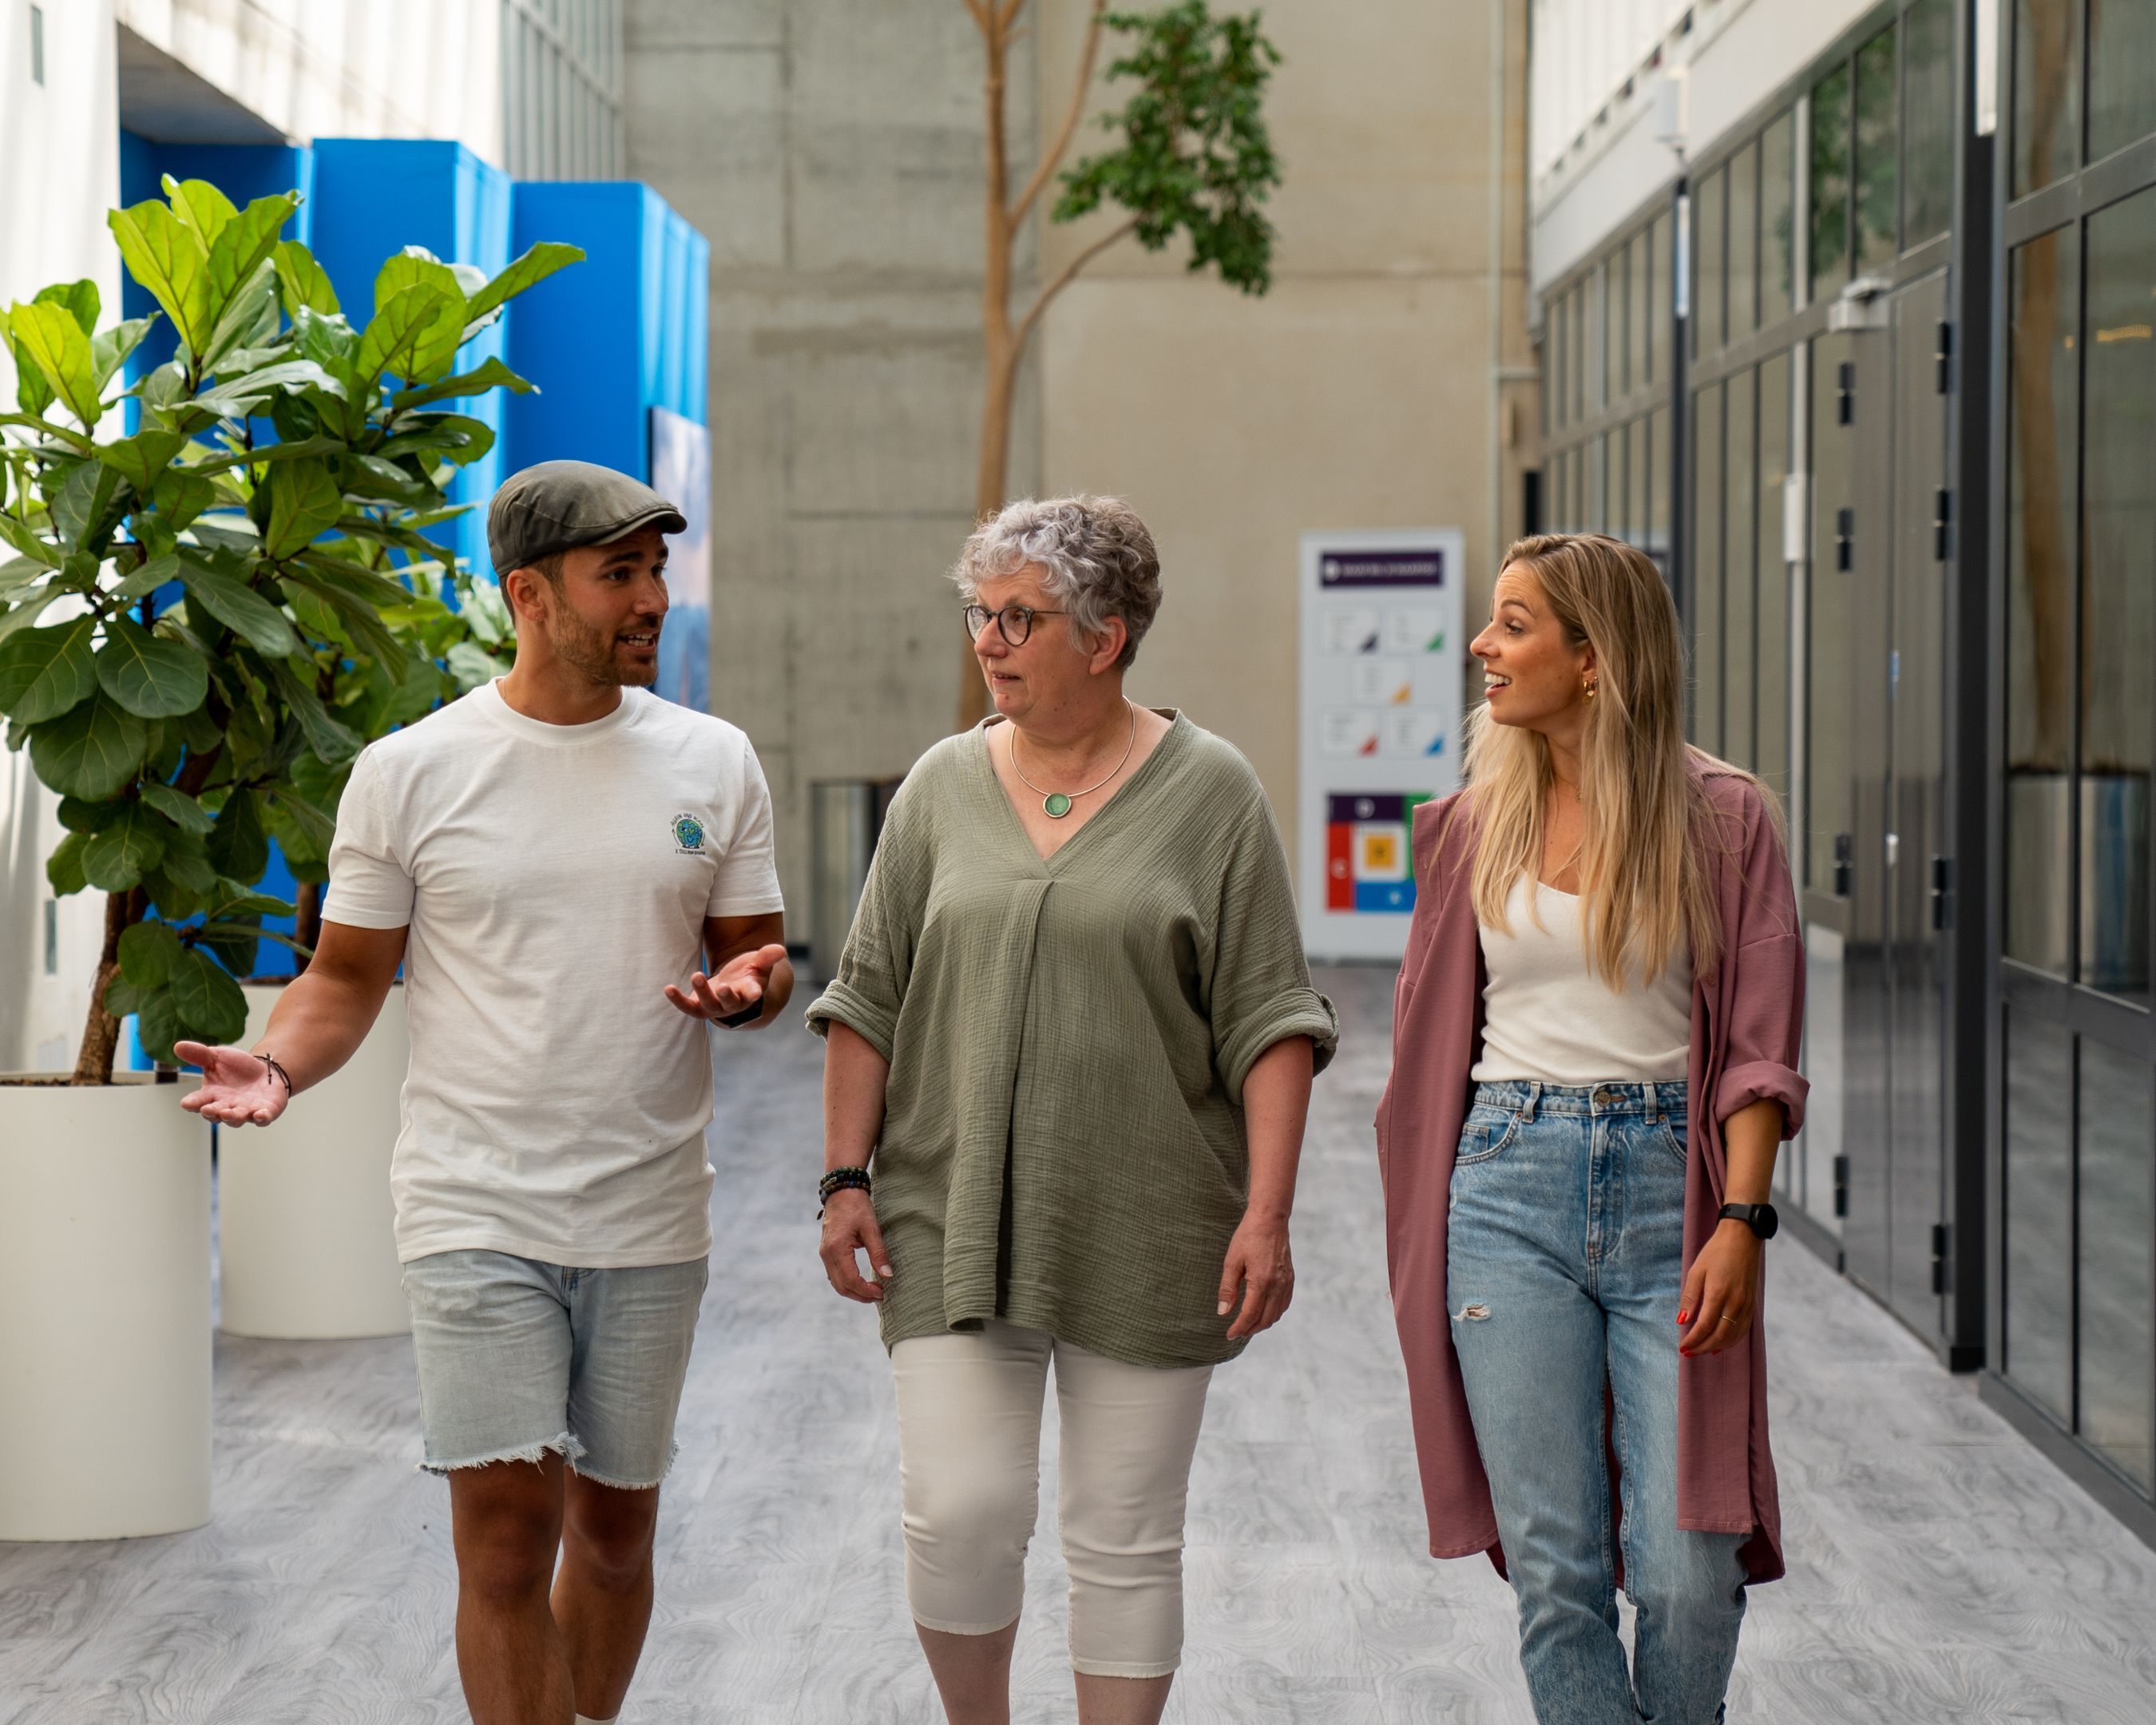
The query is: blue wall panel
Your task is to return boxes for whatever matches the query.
[309,140,513,578]
[504,181,709,488]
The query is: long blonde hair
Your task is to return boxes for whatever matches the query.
[1461,533,1770,985]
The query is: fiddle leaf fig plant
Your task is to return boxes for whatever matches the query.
[0,176,575,1083]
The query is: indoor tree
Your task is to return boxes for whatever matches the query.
[959,0,1283,726]
[0,176,569,1083]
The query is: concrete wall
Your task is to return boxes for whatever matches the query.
[623,0,1040,919]
[1036,0,1535,865]
[629,0,1532,910]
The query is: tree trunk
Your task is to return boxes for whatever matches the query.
[69,890,136,1086]
[295,878,323,962]
[959,10,1022,736]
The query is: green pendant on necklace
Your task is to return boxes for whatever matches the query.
[1043,792,1073,819]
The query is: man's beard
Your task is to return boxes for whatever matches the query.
[548,607,660,688]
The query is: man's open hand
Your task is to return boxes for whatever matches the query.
[174,1044,291,1128]
[664,943,789,1025]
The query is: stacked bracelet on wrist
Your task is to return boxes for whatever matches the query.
[818,1165,871,1217]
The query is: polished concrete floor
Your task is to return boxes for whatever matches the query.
[3,966,2154,1723]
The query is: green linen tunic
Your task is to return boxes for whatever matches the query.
[805,712,1338,1369]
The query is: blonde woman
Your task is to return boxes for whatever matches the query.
[1377,533,1804,1724]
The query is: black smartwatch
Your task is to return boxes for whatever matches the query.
[715,1001,763,1029]
[1718,1202,1779,1239]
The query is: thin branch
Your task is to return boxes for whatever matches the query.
[997,0,1026,30]
[962,0,992,32]
[1012,214,1140,356]
[1010,0,1111,228]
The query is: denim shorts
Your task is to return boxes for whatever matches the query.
[400,1249,707,1489]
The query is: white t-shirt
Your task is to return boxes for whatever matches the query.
[1472,875,1693,1086]
[323,680,785,1267]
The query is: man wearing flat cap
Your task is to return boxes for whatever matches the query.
[179,460,788,1725]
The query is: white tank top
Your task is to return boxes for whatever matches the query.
[1471,874,1693,1085]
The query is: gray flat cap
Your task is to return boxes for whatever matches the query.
[488,459,688,575]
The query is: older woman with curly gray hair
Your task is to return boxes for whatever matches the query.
[806,495,1338,1725]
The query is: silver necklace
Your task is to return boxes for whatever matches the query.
[1008,702,1137,819]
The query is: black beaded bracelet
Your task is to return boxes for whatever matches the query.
[817,1165,871,1217]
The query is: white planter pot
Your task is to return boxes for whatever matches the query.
[217,983,410,1340]
[0,1073,212,1540]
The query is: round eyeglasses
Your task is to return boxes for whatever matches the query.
[962,603,1067,647]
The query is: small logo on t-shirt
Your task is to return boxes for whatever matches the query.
[671,813,706,854]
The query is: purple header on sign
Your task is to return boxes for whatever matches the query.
[1318,549,1445,589]
[1329,793,1405,823]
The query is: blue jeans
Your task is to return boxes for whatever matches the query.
[1448,1081,1746,1725]
[401,1250,707,1489]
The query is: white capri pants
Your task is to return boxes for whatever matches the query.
[890,1320,1215,1679]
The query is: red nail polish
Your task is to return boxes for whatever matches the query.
[1677,1310,1690,1325]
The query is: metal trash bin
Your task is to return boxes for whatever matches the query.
[809,778,902,981]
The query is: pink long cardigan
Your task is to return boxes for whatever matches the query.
[1375,760,1807,1583]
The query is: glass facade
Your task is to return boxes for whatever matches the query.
[1532,0,2156,1536]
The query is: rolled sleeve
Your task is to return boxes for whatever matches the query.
[1712,790,1808,1138]
[1207,789,1338,1104]
[1215,987,1341,1104]
[801,783,927,1061]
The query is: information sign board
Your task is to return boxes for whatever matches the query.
[1298,529,1465,960]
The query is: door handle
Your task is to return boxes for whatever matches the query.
[1886,832,1900,870]
[1932,855,1954,930]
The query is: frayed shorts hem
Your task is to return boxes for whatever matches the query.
[568,1451,676,1493]
[910,1606,1024,1638]
[1071,1654,1182,1679]
[418,1430,585,1477]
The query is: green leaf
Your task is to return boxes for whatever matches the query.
[267,660,363,765]
[391,355,537,414]
[110,550,185,601]
[272,240,339,318]
[279,569,403,664]
[266,785,338,852]
[261,458,345,558]
[34,280,101,335]
[176,554,300,656]
[46,829,88,896]
[96,429,191,493]
[194,358,347,417]
[27,688,149,799]
[374,251,470,384]
[0,510,60,568]
[168,947,248,1045]
[292,306,359,371]
[205,887,299,921]
[164,177,239,247]
[206,786,269,882]
[2,318,54,416]
[105,972,150,1019]
[108,198,214,354]
[150,827,217,902]
[94,614,209,719]
[149,470,216,534]
[53,460,125,551]
[463,241,584,323]
[189,432,343,477]
[353,284,462,392]
[8,299,101,427]
[55,795,117,833]
[119,918,187,989]
[139,780,216,834]
[376,410,495,468]
[83,802,169,890]
[91,314,160,392]
[194,919,260,978]
[0,614,97,723]
[200,194,299,331]
[0,556,46,600]
[136,984,184,1065]
[0,581,65,645]
[197,257,280,374]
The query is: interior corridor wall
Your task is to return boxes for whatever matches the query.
[1037,0,1536,868]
